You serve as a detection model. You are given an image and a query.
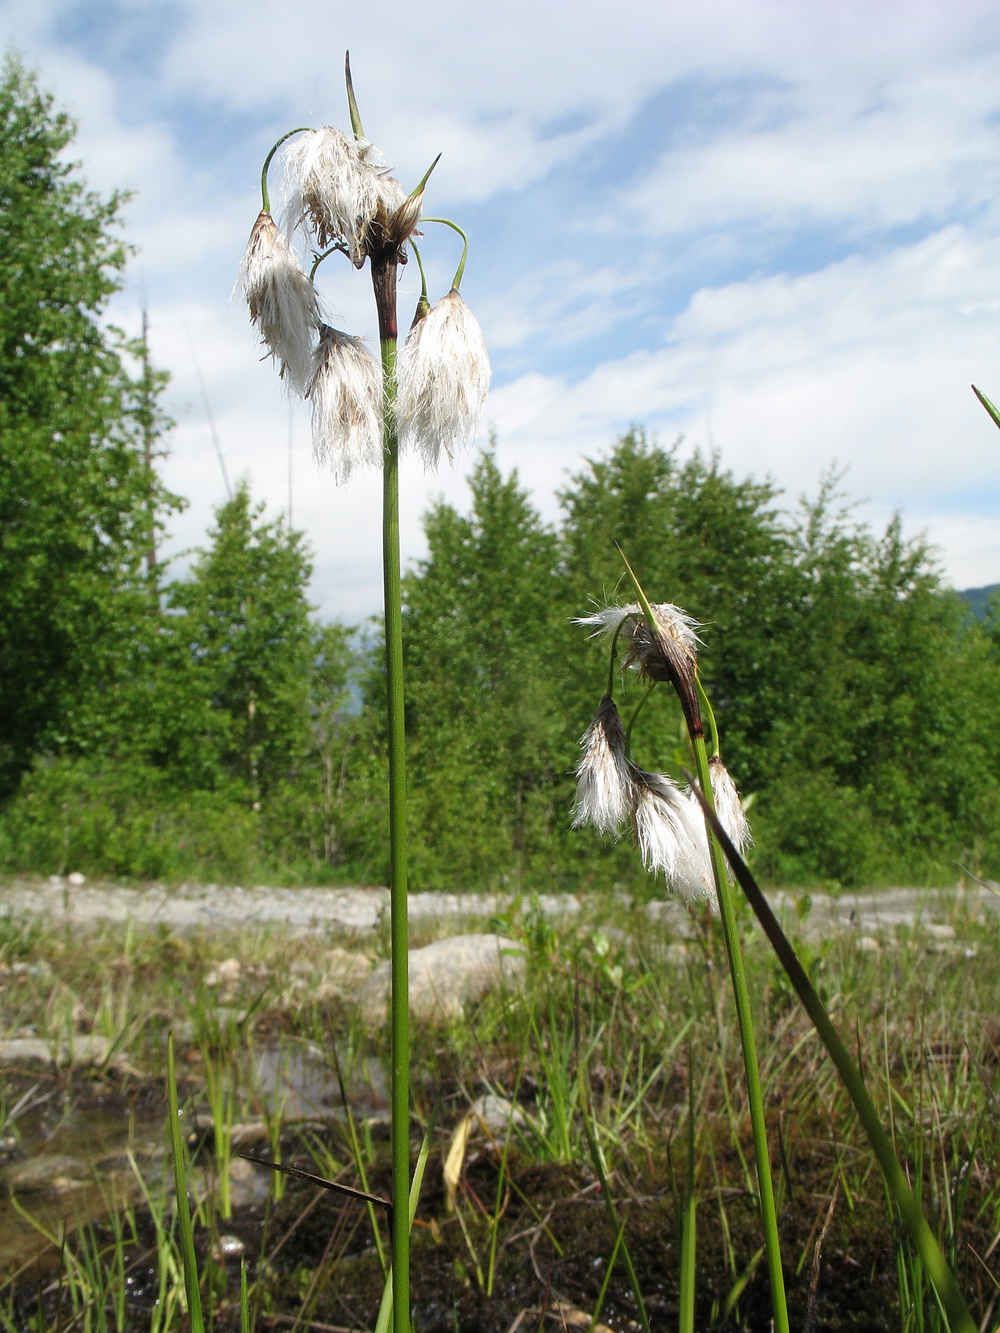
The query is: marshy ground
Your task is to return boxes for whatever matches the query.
[1,878,998,1332]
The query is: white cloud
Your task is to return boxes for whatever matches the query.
[487,223,1000,588]
[626,59,1000,239]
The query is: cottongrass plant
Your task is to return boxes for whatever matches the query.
[573,551,978,1332]
[574,566,791,1333]
[235,55,490,1333]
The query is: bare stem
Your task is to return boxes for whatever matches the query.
[371,249,410,1333]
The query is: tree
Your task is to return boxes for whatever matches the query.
[0,56,173,793]
[167,483,316,805]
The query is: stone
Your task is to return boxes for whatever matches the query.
[213,1234,246,1262]
[0,1033,117,1067]
[66,872,86,887]
[205,957,242,987]
[4,1154,88,1195]
[468,1093,525,1133]
[356,934,527,1026]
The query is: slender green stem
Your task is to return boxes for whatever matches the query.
[372,252,410,1333]
[624,683,654,754]
[421,217,469,290]
[166,1034,205,1333]
[678,1047,697,1333]
[695,674,720,759]
[691,728,790,1333]
[260,127,312,214]
[615,556,788,1332]
[309,244,346,282]
[690,787,979,1333]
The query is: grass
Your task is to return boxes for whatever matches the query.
[0,883,998,1330]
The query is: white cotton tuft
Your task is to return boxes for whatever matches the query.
[630,768,713,901]
[283,127,407,265]
[708,757,752,855]
[307,326,383,482]
[238,211,319,394]
[572,696,632,836]
[395,290,491,467]
[575,602,701,660]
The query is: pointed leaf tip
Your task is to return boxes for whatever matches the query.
[345,51,364,141]
[973,384,1000,433]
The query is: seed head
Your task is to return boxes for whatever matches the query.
[630,768,714,901]
[576,600,703,735]
[307,325,383,481]
[239,211,319,394]
[572,696,632,836]
[708,757,752,855]
[284,127,409,266]
[395,289,491,467]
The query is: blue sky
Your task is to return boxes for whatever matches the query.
[4,0,1000,618]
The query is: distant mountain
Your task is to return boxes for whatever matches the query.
[958,584,1000,619]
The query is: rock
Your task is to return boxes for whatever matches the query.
[4,1154,88,1195]
[205,957,242,988]
[66,872,86,887]
[924,922,956,940]
[468,1093,525,1134]
[856,935,882,953]
[356,934,527,1026]
[213,1233,246,1262]
[0,1033,120,1068]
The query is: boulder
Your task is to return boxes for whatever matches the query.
[356,933,526,1026]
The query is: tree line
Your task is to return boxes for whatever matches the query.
[2,57,998,890]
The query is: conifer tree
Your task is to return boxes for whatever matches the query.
[0,56,172,792]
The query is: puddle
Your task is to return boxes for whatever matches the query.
[0,1038,388,1275]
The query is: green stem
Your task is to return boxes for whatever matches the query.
[690,787,979,1333]
[691,728,790,1333]
[421,217,469,290]
[372,251,410,1333]
[309,244,345,283]
[678,1052,697,1333]
[624,683,654,754]
[695,674,720,759]
[260,127,312,214]
[615,554,788,1332]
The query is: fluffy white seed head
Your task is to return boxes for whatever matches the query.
[239,211,319,394]
[576,602,701,665]
[283,127,409,265]
[572,696,632,836]
[307,326,383,482]
[629,768,709,900]
[395,290,491,467]
[708,757,752,855]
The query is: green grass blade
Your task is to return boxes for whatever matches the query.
[689,785,979,1333]
[374,1103,440,1333]
[577,1064,651,1333]
[167,1032,205,1333]
[240,1258,250,1333]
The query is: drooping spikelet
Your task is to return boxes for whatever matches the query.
[572,695,632,836]
[239,210,319,393]
[395,289,491,467]
[707,756,752,855]
[307,325,383,482]
[630,767,714,901]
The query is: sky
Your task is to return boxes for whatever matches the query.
[3,0,1000,619]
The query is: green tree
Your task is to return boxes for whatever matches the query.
[167,483,315,806]
[0,56,173,792]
